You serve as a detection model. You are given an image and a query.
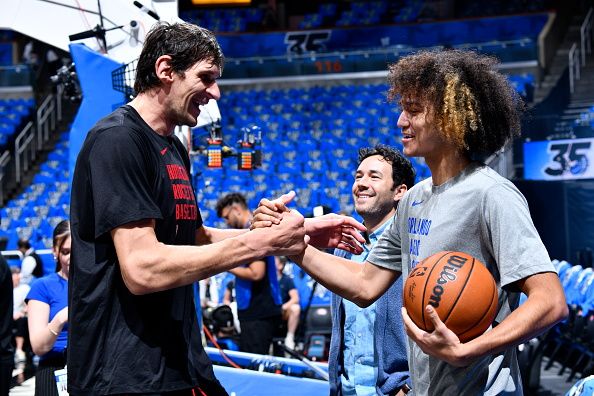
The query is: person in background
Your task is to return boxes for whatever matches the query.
[0,254,13,396]
[275,256,300,350]
[216,193,283,355]
[17,238,44,285]
[330,145,414,396]
[26,220,70,396]
[12,266,30,385]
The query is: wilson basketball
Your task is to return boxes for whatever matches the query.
[403,251,498,342]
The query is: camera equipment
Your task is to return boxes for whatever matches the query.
[50,63,82,103]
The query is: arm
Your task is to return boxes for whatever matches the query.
[283,288,300,311]
[112,213,306,295]
[223,285,233,305]
[402,271,568,367]
[27,301,67,356]
[196,225,246,245]
[291,245,399,307]
[229,260,266,281]
[253,192,366,253]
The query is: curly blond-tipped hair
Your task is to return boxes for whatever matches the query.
[387,49,524,157]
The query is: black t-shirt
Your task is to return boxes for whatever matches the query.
[278,275,296,305]
[236,259,281,322]
[69,106,227,395]
[0,255,14,365]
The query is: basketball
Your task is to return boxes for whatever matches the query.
[403,251,498,342]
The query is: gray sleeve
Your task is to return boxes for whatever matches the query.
[366,214,402,272]
[481,181,556,287]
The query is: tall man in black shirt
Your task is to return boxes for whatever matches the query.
[69,22,365,395]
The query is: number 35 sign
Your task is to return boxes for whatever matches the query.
[524,138,594,180]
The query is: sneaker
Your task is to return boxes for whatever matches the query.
[284,337,295,350]
[14,349,26,368]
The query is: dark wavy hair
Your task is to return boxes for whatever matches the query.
[358,144,416,190]
[52,220,70,272]
[216,193,248,218]
[387,49,524,157]
[134,22,224,94]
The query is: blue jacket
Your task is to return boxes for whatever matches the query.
[329,249,410,395]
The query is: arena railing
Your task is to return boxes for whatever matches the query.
[569,7,593,94]
[581,8,593,66]
[7,92,61,196]
[220,38,537,80]
[0,150,11,206]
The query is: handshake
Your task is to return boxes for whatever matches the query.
[249,191,367,259]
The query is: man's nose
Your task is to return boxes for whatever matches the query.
[206,81,221,101]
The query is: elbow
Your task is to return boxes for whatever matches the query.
[123,278,153,296]
[352,289,379,308]
[549,290,569,324]
[30,340,50,357]
[555,301,569,323]
[119,250,163,295]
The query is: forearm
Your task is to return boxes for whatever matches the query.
[29,313,66,356]
[460,278,567,363]
[291,245,396,307]
[120,231,271,294]
[197,225,246,245]
[286,295,299,307]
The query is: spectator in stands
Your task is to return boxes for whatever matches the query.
[216,193,283,355]
[200,277,221,309]
[275,256,300,350]
[12,266,30,385]
[253,49,568,395]
[26,220,70,396]
[17,238,44,285]
[329,145,414,396]
[0,254,13,396]
[68,21,363,396]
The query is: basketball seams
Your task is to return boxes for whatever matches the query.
[421,251,452,330]
[442,256,475,325]
[458,276,498,341]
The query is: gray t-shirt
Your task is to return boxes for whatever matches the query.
[367,162,555,396]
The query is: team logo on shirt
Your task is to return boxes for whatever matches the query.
[165,164,197,221]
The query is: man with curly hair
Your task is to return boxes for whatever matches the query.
[254,49,567,395]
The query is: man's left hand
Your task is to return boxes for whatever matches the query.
[401,306,473,367]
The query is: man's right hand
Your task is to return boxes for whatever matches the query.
[260,207,308,257]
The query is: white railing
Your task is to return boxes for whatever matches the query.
[580,8,593,66]
[37,93,56,150]
[14,121,36,184]
[0,150,11,206]
[569,43,580,94]
[569,8,594,94]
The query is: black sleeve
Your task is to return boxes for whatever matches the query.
[89,128,163,238]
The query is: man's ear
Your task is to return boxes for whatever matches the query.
[154,55,174,84]
[393,183,408,203]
